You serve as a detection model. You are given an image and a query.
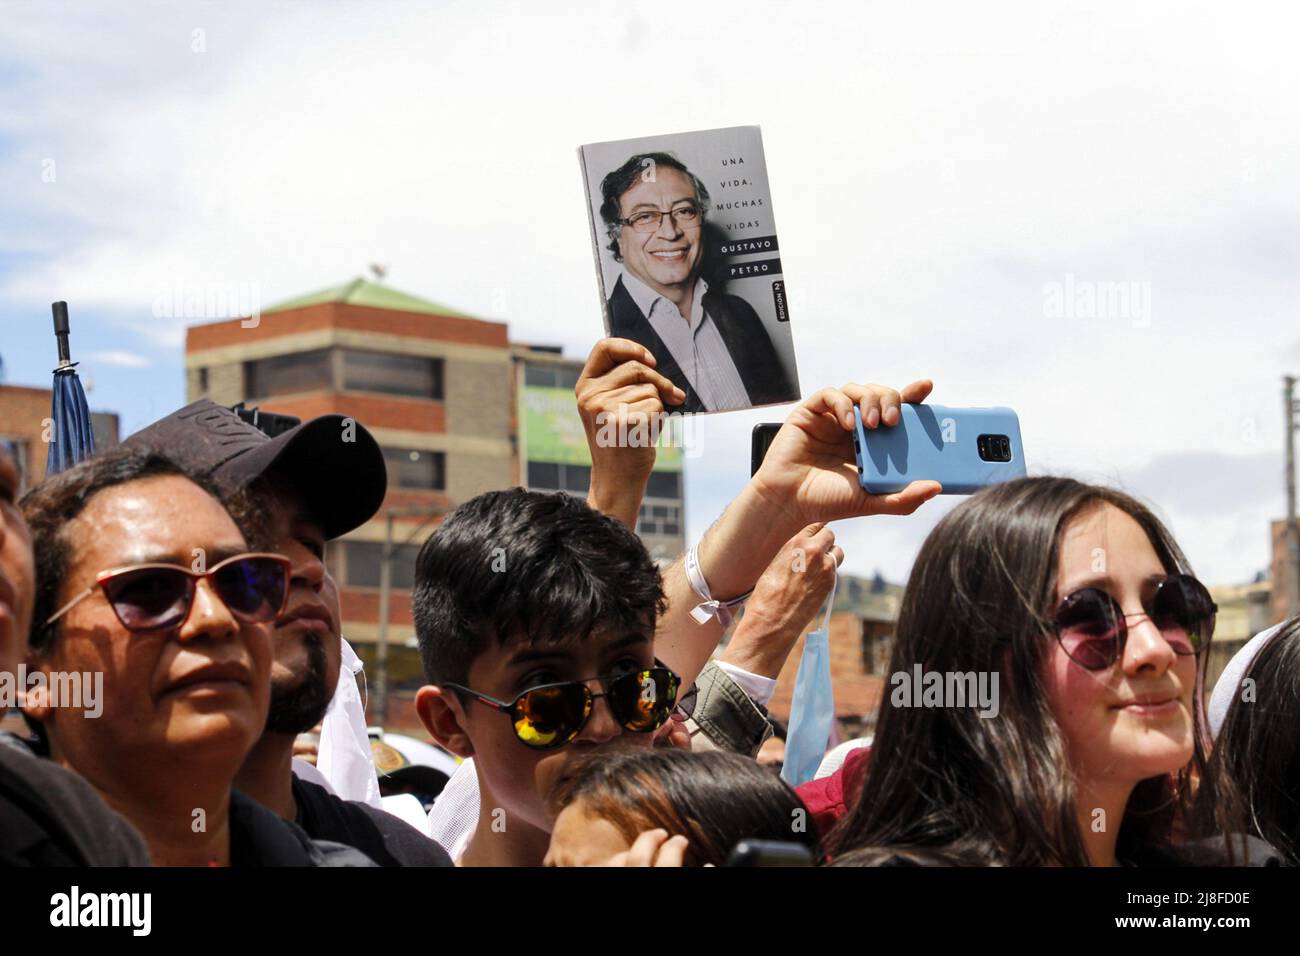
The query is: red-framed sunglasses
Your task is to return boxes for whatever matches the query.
[46,552,291,634]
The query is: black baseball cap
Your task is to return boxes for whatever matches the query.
[125,399,387,539]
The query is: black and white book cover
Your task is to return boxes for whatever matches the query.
[579,125,800,414]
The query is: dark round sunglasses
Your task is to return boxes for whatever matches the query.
[47,552,291,634]
[1049,573,1217,670]
[445,665,681,750]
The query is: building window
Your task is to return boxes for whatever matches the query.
[197,367,209,393]
[341,541,420,589]
[524,364,581,390]
[637,502,682,538]
[645,470,681,500]
[527,461,559,490]
[383,447,445,490]
[525,461,589,495]
[343,350,443,400]
[0,438,29,494]
[244,348,332,399]
[561,464,590,494]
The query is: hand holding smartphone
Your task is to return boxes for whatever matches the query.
[751,423,782,476]
[852,403,1026,495]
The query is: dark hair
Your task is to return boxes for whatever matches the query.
[832,845,978,867]
[548,747,819,866]
[20,445,240,652]
[234,474,300,552]
[828,476,1216,866]
[412,488,666,687]
[1195,616,1300,865]
[598,152,711,262]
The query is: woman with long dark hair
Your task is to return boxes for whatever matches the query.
[1198,617,1300,865]
[829,476,1234,866]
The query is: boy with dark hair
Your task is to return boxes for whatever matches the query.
[415,356,940,865]
[414,488,673,867]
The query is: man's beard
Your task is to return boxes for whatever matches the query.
[266,635,332,735]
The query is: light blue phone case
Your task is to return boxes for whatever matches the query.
[853,403,1026,495]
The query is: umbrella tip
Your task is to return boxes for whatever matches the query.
[51,301,72,365]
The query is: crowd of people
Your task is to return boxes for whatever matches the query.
[1,337,1296,867]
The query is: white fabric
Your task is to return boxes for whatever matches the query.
[714,659,778,708]
[621,270,751,412]
[683,544,750,627]
[426,757,479,861]
[290,757,336,793]
[381,793,432,832]
[1208,623,1284,738]
[814,737,872,780]
[297,741,444,832]
[381,733,459,777]
[316,638,382,808]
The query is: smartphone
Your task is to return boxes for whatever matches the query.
[724,839,815,867]
[751,423,782,476]
[853,403,1026,495]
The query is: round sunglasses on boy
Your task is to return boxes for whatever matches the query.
[444,663,681,750]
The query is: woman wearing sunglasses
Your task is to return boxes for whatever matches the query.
[21,447,371,866]
[828,476,1242,867]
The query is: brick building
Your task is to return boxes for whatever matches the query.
[766,610,895,743]
[0,383,120,493]
[1269,518,1300,624]
[511,344,686,564]
[1,383,119,737]
[184,278,514,731]
[1206,578,1274,691]
[756,573,904,746]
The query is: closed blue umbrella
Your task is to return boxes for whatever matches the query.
[45,301,96,476]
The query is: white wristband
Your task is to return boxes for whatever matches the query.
[684,544,751,628]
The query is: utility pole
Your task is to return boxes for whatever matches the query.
[1285,376,1300,619]
[373,504,445,726]
[375,511,395,727]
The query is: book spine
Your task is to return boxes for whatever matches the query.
[577,145,614,335]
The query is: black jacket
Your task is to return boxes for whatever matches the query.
[0,732,374,867]
[291,776,452,867]
[229,789,377,867]
[607,274,795,412]
[0,733,151,866]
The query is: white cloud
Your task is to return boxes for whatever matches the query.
[87,350,152,369]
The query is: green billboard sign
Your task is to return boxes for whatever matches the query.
[520,385,683,472]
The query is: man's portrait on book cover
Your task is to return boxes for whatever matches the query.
[581,127,800,414]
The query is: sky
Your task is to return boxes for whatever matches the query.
[1,0,1298,588]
